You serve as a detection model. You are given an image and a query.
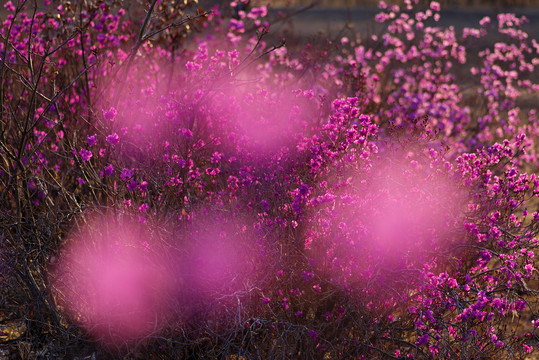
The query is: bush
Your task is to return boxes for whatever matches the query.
[0,0,537,358]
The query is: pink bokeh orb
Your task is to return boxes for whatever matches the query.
[49,210,173,347]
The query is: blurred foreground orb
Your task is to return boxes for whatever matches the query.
[48,209,173,348]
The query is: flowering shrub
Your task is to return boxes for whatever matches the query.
[0,0,537,358]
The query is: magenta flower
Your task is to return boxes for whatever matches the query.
[178,128,193,139]
[127,180,138,191]
[416,334,429,345]
[139,181,148,192]
[248,6,267,19]
[211,152,222,164]
[205,167,220,176]
[103,107,117,121]
[79,148,92,162]
[229,19,245,33]
[104,164,114,176]
[4,1,16,12]
[106,133,120,146]
[120,168,133,181]
[87,135,96,147]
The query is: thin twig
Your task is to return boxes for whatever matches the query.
[142,12,212,41]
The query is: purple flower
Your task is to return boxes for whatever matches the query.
[260,199,270,212]
[178,128,193,139]
[205,167,220,176]
[249,6,267,18]
[79,148,92,162]
[120,168,133,181]
[106,133,120,146]
[139,181,148,192]
[229,18,245,33]
[211,152,223,164]
[302,271,314,282]
[138,203,149,213]
[104,164,114,176]
[87,135,96,147]
[103,107,117,121]
[127,180,138,191]
[416,334,429,345]
[298,183,311,196]
[292,202,302,214]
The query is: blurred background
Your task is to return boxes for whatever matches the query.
[197,0,539,39]
[2,0,538,43]
[269,0,539,7]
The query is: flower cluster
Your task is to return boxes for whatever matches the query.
[0,0,537,358]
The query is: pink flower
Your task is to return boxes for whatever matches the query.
[139,181,148,192]
[4,1,16,12]
[479,16,491,27]
[248,6,267,19]
[229,19,245,33]
[430,1,440,11]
